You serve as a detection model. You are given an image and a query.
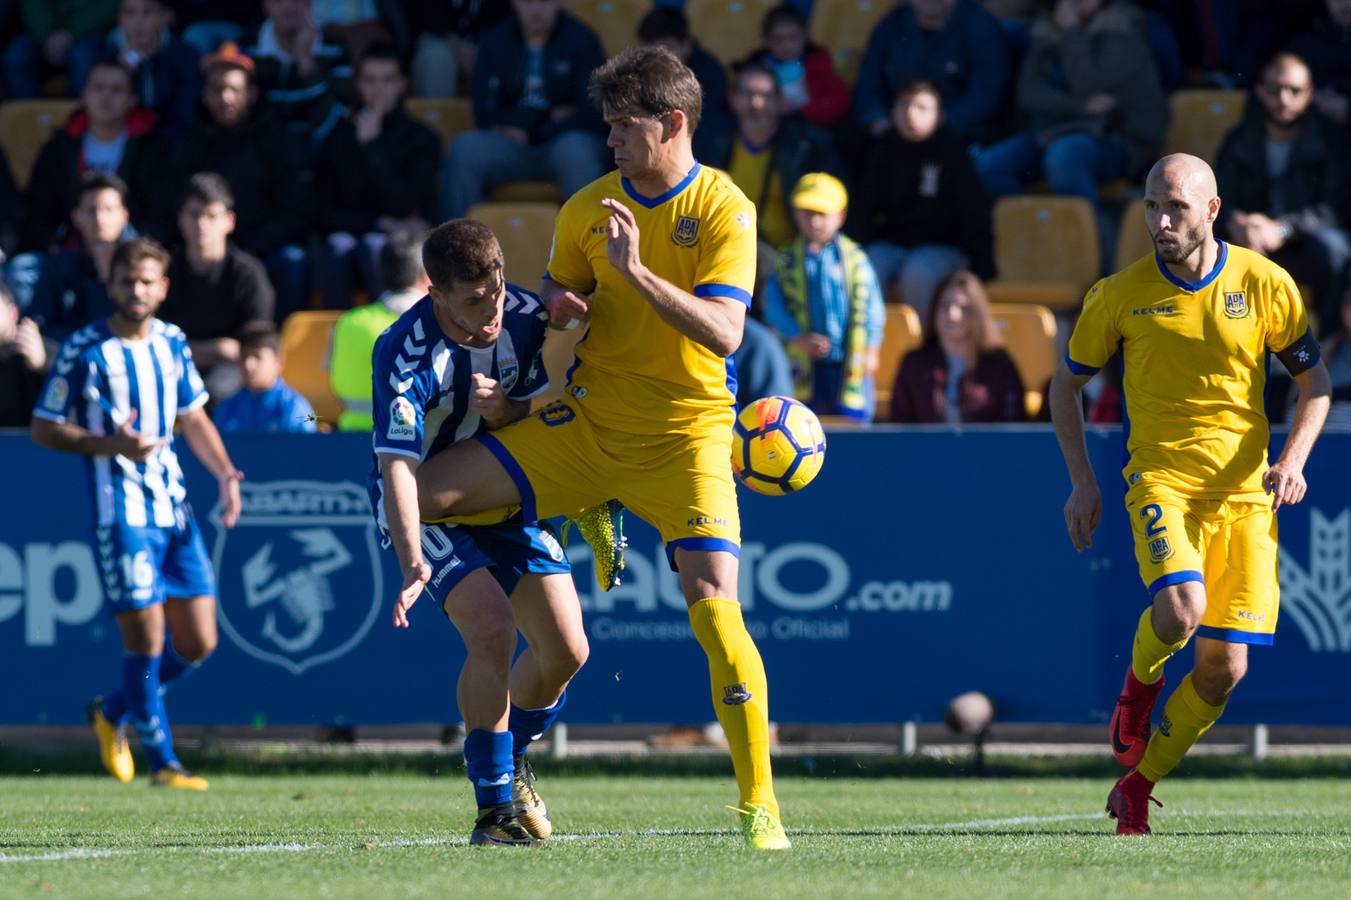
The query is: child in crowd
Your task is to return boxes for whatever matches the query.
[743,4,850,128]
[763,173,885,422]
[212,322,317,433]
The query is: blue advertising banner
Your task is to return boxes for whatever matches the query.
[1,428,1347,726]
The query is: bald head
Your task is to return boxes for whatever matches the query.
[1143,154,1221,266]
[1146,154,1218,206]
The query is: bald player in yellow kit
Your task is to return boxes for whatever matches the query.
[1050,154,1332,835]
[416,46,789,850]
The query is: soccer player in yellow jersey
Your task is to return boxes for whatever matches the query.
[1050,154,1332,835]
[416,46,789,850]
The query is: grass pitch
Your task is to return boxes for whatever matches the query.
[1,773,1349,898]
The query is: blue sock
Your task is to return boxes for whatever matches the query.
[463,729,514,808]
[509,690,567,758]
[103,646,200,724]
[121,653,179,771]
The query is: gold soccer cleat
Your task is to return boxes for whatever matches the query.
[150,765,209,791]
[562,500,627,591]
[87,697,134,783]
[730,804,791,850]
[511,755,552,839]
[469,805,538,847]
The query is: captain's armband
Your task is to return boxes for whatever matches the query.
[1275,327,1320,376]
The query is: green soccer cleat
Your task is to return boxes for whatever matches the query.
[512,755,552,839]
[729,804,791,850]
[562,500,628,592]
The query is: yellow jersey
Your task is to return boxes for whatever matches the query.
[727,139,794,247]
[546,163,758,435]
[1067,241,1313,499]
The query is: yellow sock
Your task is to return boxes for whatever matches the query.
[688,597,778,821]
[1137,674,1225,782]
[1131,607,1188,684]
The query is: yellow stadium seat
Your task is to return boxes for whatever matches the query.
[279,311,345,428]
[1115,198,1156,271]
[988,196,1100,309]
[686,0,778,64]
[1163,89,1246,164]
[488,181,564,203]
[989,302,1057,418]
[405,97,473,151]
[0,99,79,187]
[808,0,895,86]
[466,202,559,287]
[873,303,923,421]
[565,0,650,57]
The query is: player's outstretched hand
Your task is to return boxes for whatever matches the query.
[602,197,643,279]
[392,562,431,628]
[469,373,510,428]
[112,410,166,462]
[541,279,590,330]
[1263,461,1307,510]
[1064,481,1101,552]
[218,469,244,528]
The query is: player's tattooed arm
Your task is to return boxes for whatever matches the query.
[601,198,744,356]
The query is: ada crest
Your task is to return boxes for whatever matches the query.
[211,480,382,675]
[1223,291,1248,318]
[1148,535,1174,563]
[672,215,700,247]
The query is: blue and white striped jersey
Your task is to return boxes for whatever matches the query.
[368,288,551,517]
[33,318,209,528]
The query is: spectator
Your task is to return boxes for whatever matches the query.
[731,317,796,412]
[0,152,19,261]
[105,0,201,135]
[2,0,118,98]
[1215,52,1351,332]
[763,173,885,422]
[405,0,510,99]
[26,172,132,357]
[169,0,261,57]
[329,230,428,432]
[744,4,850,129]
[159,173,276,403]
[316,44,439,310]
[0,279,46,427]
[441,0,606,218]
[212,321,317,433]
[695,60,843,276]
[854,0,1011,144]
[638,8,729,128]
[849,79,994,318]
[244,0,353,144]
[165,44,315,321]
[21,59,159,254]
[975,0,1167,208]
[1287,0,1351,128]
[310,0,411,64]
[890,269,1025,423]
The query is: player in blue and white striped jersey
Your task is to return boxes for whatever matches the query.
[31,238,243,792]
[369,220,587,846]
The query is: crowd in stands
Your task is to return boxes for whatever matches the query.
[1,0,1350,432]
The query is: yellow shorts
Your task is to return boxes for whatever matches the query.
[478,399,740,569]
[1125,485,1278,645]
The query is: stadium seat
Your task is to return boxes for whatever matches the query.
[279,311,345,428]
[0,99,78,187]
[686,0,778,64]
[565,0,650,57]
[873,303,923,421]
[405,97,473,152]
[989,303,1057,418]
[808,0,896,86]
[988,196,1100,310]
[1115,199,1156,271]
[466,202,559,287]
[1163,89,1246,164]
[488,181,564,203]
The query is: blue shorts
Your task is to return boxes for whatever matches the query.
[95,504,217,613]
[404,520,571,610]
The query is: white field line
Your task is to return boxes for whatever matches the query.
[0,809,1312,865]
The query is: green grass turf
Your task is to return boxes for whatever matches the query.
[1,774,1349,898]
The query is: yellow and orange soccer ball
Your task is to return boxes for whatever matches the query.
[731,396,827,495]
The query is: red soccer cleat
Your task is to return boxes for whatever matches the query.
[1108,665,1165,767]
[1106,770,1162,835]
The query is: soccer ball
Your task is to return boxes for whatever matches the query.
[731,396,827,495]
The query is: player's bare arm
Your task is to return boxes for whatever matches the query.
[178,405,244,528]
[539,279,591,329]
[602,198,745,357]
[31,409,165,461]
[469,373,530,430]
[1263,360,1331,509]
[1049,360,1102,552]
[379,453,432,628]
